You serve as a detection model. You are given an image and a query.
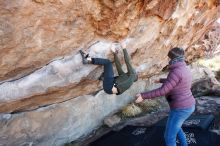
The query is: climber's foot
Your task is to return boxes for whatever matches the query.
[79,50,90,64]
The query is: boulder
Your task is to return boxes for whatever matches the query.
[192,77,220,97]
[0,0,219,145]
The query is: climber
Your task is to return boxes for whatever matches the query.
[135,47,195,146]
[79,42,138,95]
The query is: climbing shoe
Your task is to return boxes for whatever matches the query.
[79,50,90,64]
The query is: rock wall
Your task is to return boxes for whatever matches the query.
[0,66,215,146]
[0,0,219,145]
[0,81,145,146]
[186,15,220,62]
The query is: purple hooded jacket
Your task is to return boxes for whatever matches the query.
[141,61,195,109]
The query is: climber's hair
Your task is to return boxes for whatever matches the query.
[168,47,184,59]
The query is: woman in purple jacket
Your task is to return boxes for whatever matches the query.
[135,47,195,146]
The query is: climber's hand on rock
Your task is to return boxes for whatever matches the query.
[135,94,144,103]
[110,43,116,53]
[154,80,160,83]
[121,41,127,49]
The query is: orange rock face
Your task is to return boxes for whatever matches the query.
[0,0,219,113]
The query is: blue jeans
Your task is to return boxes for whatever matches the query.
[92,58,114,94]
[164,105,195,146]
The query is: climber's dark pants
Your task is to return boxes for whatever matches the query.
[92,58,114,94]
[92,49,135,94]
